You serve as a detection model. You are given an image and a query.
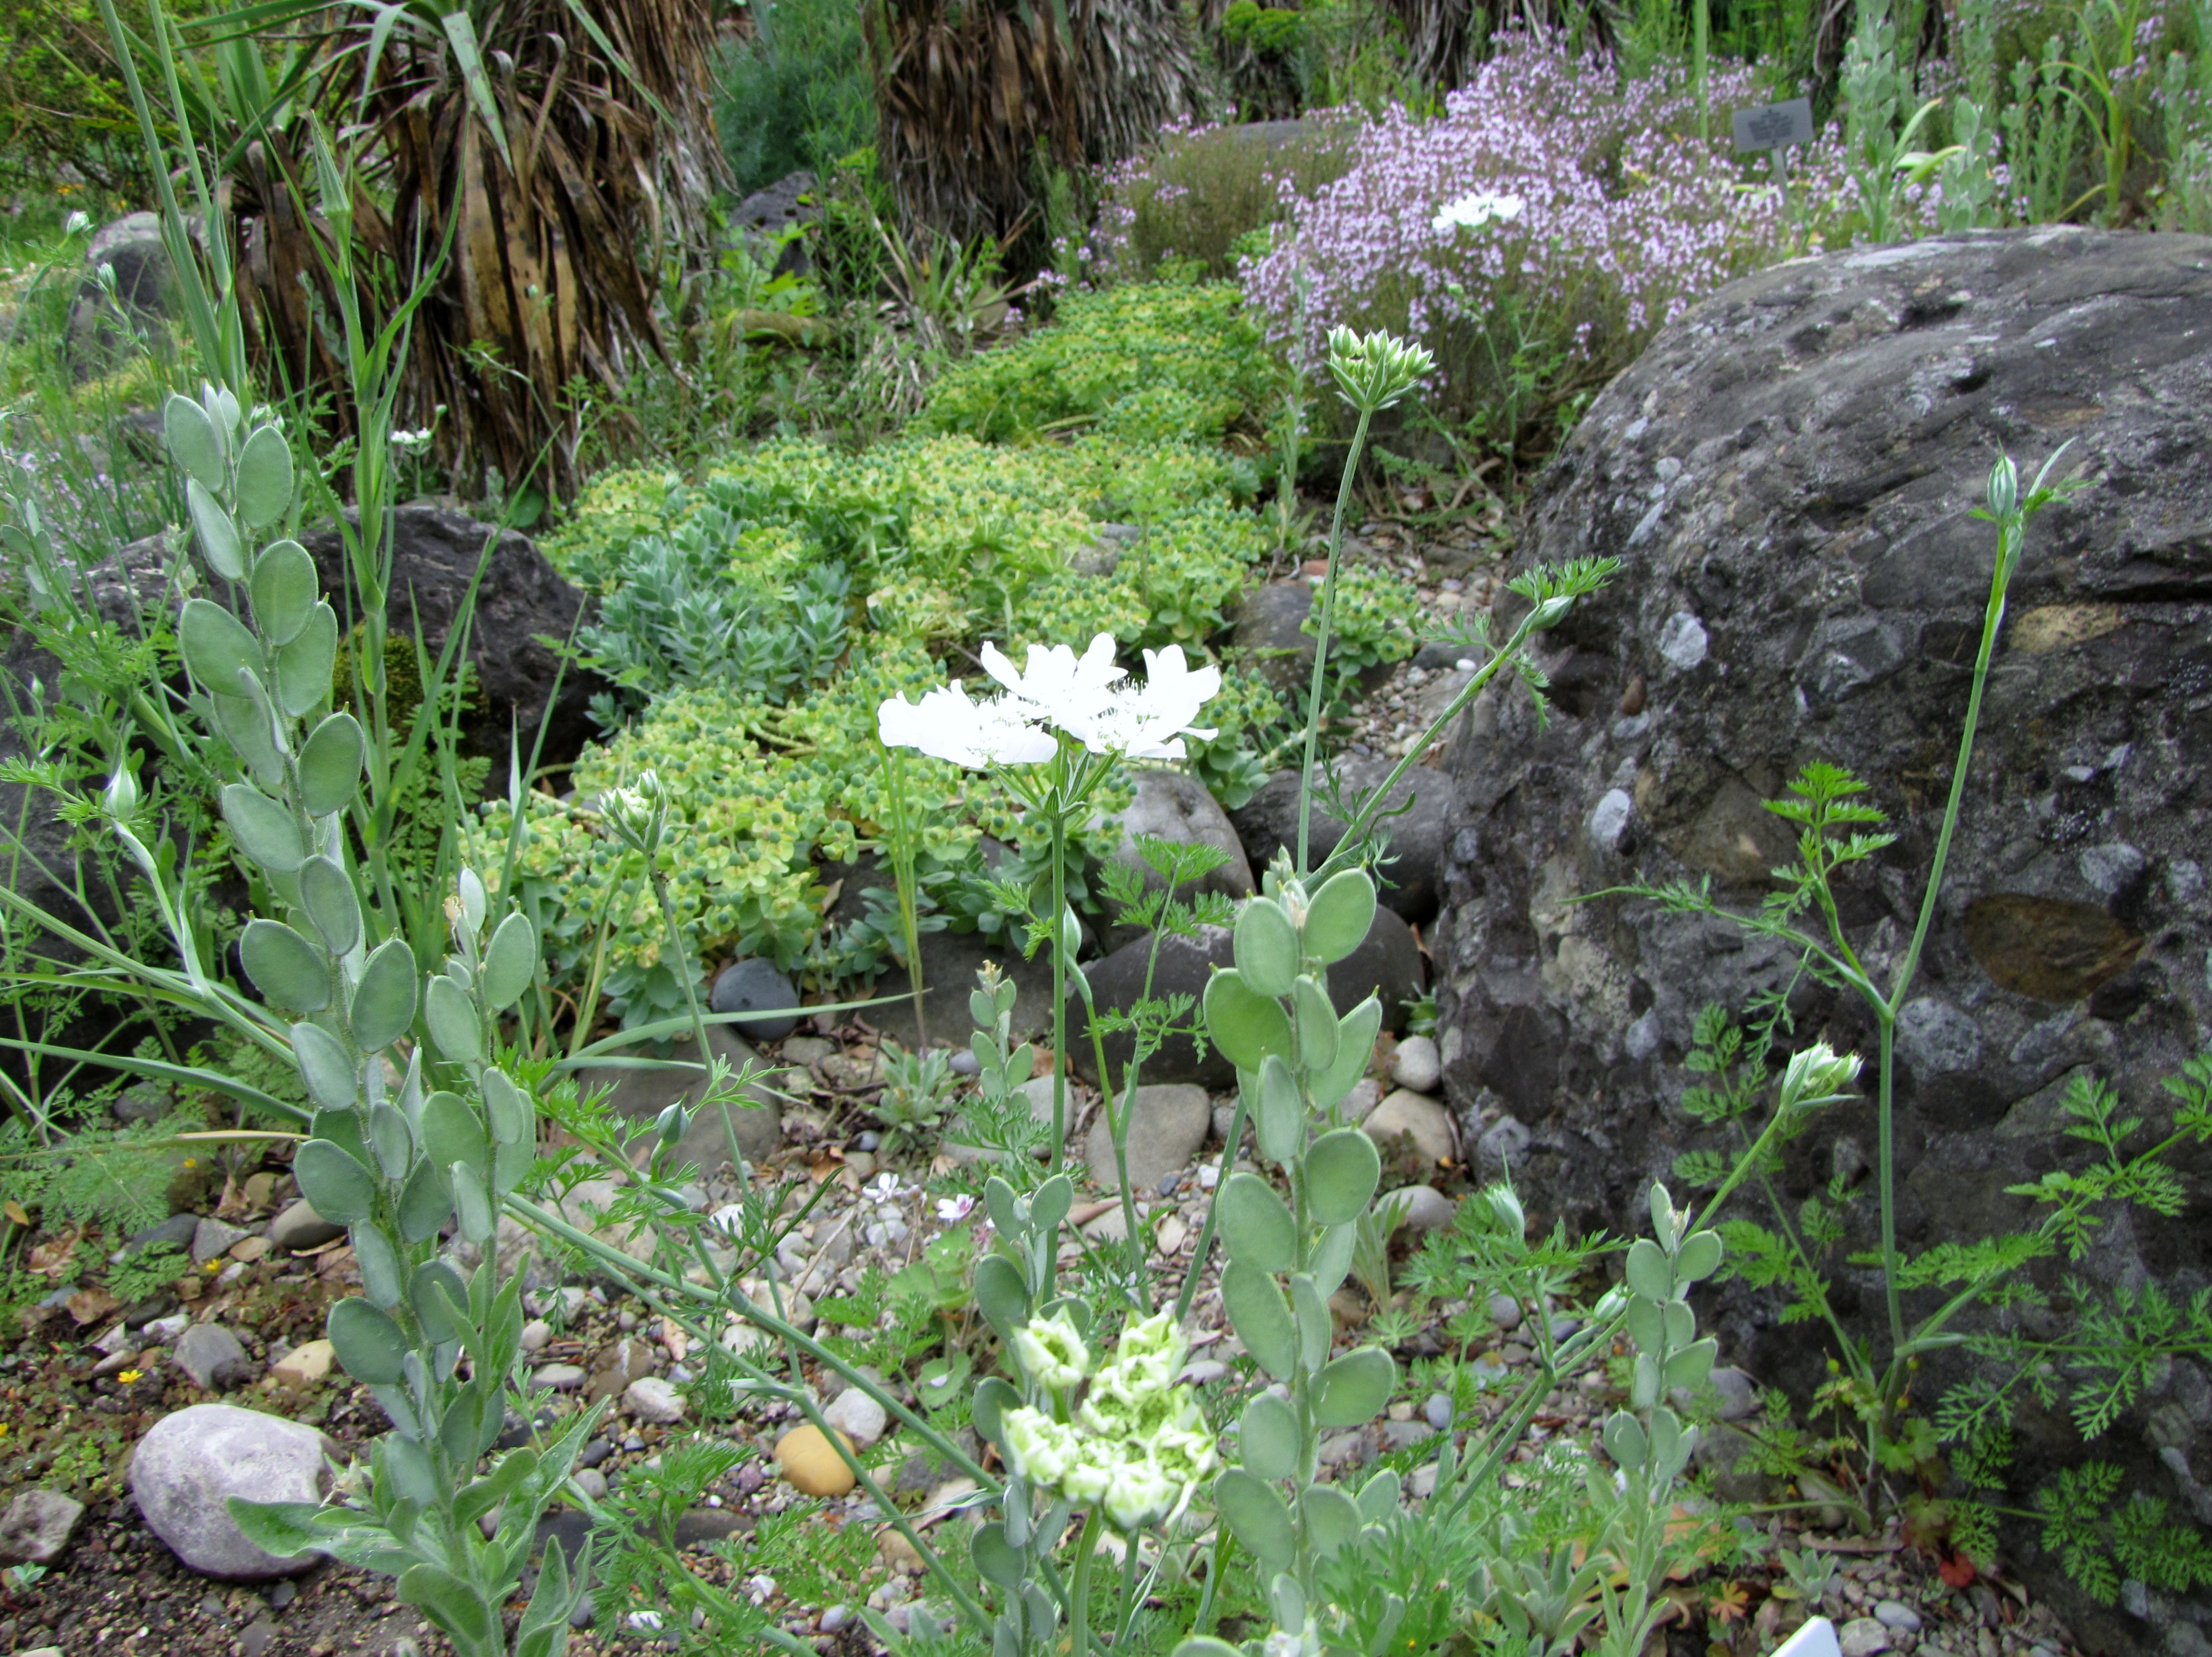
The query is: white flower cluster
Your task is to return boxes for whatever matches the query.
[999,1309,1218,1532]
[1431,190,1527,234]
[877,633,1221,769]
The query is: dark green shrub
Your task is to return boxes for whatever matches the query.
[715,0,877,196]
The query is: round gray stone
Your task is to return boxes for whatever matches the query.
[131,1404,332,1580]
[709,958,801,1040]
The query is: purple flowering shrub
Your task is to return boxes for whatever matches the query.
[1242,35,1853,443]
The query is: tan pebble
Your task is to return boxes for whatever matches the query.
[270,1338,335,1389]
[878,1527,924,1572]
[775,1424,857,1496]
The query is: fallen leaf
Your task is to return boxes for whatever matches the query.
[29,1230,78,1278]
[3,1200,28,1226]
[1937,1551,1977,1588]
[66,1286,118,1326]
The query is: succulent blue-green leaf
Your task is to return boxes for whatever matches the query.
[294,1138,375,1223]
[297,712,364,817]
[971,1376,1019,1444]
[1647,1407,1689,1482]
[1238,1390,1299,1481]
[1310,996,1380,1111]
[397,1156,451,1242]
[479,912,537,1009]
[1309,1220,1356,1298]
[1031,1174,1072,1237]
[492,1136,533,1197]
[1675,1230,1723,1284]
[1312,1345,1396,1427]
[1217,1171,1296,1274]
[290,1021,357,1111]
[365,1100,413,1179]
[411,1259,471,1343]
[454,1447,536,1529]
[274,601,337,718]
[452,1159,495,1242]
[350,937,417,1050]
[424,973,481,1064]
[972,1523,1024,1591]
[1302,868,1376,964]
[1662,1299,1695,1350]
[973,1253,1030,1339]
[353,1222,403,1308]
[234,424,295,530]
[381,1433,440,1506]
[1624,1238,1673,1303]
[328,1296,409,1384]
[299,856,362,956]
[1624,1296,1663,1356]
[1270,1575,1305,1636]
[1305,1127,1380,1225]
[1172,1641,1246,1657]
[1357,1467,1402,1524]
[1602,1409,1649,1474]
[1291,974,1338,1073]
[421,1089,488,1176]
[179,597,260,695]
[163,391,225,489]
[240,919,331,1013]
[1220,1259,1296,1382]
[1665,1338,1718,1389]
[983,1176,1021,1240]
[1291,1272,1331,1374]
[1300,1485,1363,1558]
[211,685,283,787]
[399,1562,497,1649]
[1255,1055,1303,1166]
[249,537,315,644]
[222,1499,326,1560]
[1213,1470,1294,1576]
[311,1106,370,1167]
[1202,969,1291,1069]
[184,476,245,583]
[1232,897,1299,998]
[1648,1182,1678,1250]
[217,783,303,875]
[483,1066,530,1145]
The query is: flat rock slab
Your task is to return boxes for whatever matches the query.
[1084,1084,1212,1194]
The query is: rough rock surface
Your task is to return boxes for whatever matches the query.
[1090,768,1255,954]
[0,1489,84,1566]
[1084,1084,1213,1192]
[1433,227,2212,1652]
[131,1404,331,1580]
[1231,759,1455,922]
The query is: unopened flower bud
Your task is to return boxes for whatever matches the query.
[1779,1042,1862,1110]
[103,768,138,817]
[1985,455,2019,521]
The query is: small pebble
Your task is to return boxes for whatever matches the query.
[269,1581,296,1610]
[1839,1617,1893,1657]
[623,1433,647,1452]
[617,1309,639,1332]
[1873,1600,1921,1633]
[572,1468,608,1500]
[855,1131,882,1152]
[1548,1316,1580,1341]
[948,1050,981,1076]
[1423,1393,1453,1432]
[1487,1293,1522,1330]
[820,1607,853,1634]
[519,1319,551,1354]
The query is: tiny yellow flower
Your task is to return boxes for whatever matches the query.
[117,1369,142,1384]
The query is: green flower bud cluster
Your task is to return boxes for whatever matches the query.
[1324,326,1435,415]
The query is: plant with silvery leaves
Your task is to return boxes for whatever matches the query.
[118,385,597,1657]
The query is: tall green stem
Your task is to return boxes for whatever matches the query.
[1067,1507,1105,1657]
[1294,406,1375,874]
[880,741,929,1050]
[1048,790,1069,1173]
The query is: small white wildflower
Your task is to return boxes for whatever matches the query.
[934,1193,975,1225]
[1432,190,1527,234]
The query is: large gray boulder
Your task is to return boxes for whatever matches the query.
[1433,228,2212,1651]
[131,1404,332,1580]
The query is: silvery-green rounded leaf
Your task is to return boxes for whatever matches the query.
[971,1376,1019,1445]
[353,1223,404,1308]
[1647,1182,1678,1249]
[1220,1260,1296,1382]
[1662,1299,1694,1350]
[1291,975,1338,1073]
[1270,1578,1307,1639]
[211,687,283,788]
[163,391,226,489]
[451,1160,494,1242]
[1212,1470,1294,1576]
[311,1105,371,1168]
[1291,1272,1330,1373]
[297,712,365,818]
[1310,995,1380,1112]
[290,1021,358,1112]
[250,539,317,645]
[328,1297,409,1384]
[294,1138,376,1223]
[1309,1220,1356,1298]
[1238,1390,1299,1481]
[1624,1238,1673,1303]
[972,1523,1024,1591]
[480,912,537,1010]
[1603,1409,1649,1473]
[1356,1467,1401,1524]
[205,384,241,442]
[1217,1171,1296,1274]
[1624,1296,1663,1357]
[1305,1127,1379,1225]
[410,1259,471,1343]
[1255,1055,1303,1166]
[1232,897,1299,999]
[220,781,304,874]
[1674,1229,1723,1284]
[240,919,332,1013]
[187,476,244,581]
[350,937,418,1050]
[983,1177,1022,1240]
[492,1136,532,1197]
[367,1100,414,1179]
[234,424,295,530]
[969,987,997,1032]
[1031,1174,1072,1237]
[179,597,260,694]
[275,601,337,718]
[424,974,480,1064]
[457,867,487,935]
[299,856,362,956]
[1666,1338,1718,1390]
[1202,969,1291,1069]
[973,1254,1030,1340]
[1173,1641,1245,1657]
[399,1157,453,1242]
[483,1066,530,1146]
[1300,1484,1363,1558]
[421,1090,488,1174]
[1312,1345,1395,1427]
[1302,868,1376,965]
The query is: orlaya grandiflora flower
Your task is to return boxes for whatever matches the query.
[877,633,1221,767]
